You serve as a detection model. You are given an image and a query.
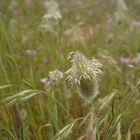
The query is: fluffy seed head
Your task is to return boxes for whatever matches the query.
[66,51,102,98]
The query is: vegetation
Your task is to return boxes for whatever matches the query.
[0,0,140,139]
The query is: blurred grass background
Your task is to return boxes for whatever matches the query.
[0,0,140,139]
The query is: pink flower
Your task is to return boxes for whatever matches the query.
[120,57,130,65]
[40,77,48,84]
[137,52,140,59]
[132,20,140,28]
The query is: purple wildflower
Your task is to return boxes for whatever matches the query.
[40,77,48,84]
[132,20,140,28]
[137,52,140,59]
[120,57,130,65]
[107,34,113,44]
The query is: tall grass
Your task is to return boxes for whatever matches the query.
[0,0,140,140]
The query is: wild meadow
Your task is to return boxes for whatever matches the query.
[0,0,140,139]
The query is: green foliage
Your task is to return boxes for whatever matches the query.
[0,0,140,140]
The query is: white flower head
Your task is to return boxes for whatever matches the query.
[49,69,63,84]
[39,0,62,32]
[66,52,103,99]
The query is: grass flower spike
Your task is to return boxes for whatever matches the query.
[66,52,103,99]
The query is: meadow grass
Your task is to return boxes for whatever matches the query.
[0,0,140,140]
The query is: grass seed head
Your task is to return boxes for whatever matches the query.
[66,51,103,99]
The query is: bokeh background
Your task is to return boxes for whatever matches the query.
[0,0,140,140]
